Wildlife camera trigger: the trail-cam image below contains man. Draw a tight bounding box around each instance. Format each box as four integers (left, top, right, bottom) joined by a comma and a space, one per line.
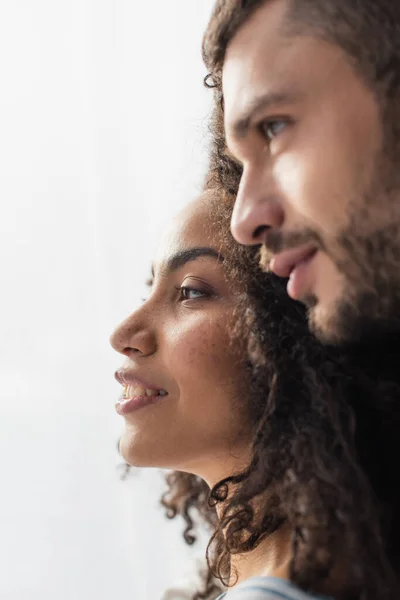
203, 0, 400, 344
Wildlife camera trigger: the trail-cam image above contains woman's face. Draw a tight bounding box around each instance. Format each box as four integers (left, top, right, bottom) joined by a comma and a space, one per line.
110, 196, 253, 485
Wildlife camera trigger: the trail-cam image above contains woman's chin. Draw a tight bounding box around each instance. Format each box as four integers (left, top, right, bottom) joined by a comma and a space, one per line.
119, 432, 151, 468
119, 430, 177, 470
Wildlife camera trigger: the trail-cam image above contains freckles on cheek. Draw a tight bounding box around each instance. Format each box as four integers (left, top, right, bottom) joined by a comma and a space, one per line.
175, 321, 231, 371
169, 324, 208, 370
180, 332, 214, 367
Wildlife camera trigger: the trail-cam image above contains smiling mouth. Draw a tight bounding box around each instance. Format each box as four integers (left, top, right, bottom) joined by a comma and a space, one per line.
122, 383, 168, 400
115, 383, 168, 416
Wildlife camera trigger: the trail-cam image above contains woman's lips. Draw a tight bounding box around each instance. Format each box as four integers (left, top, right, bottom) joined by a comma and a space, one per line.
114, 377, 168, 416
115, 391, 167, 416
114, 369, 164, 391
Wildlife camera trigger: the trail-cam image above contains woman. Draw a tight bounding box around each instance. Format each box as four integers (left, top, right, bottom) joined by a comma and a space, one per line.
110, 189, 400, 600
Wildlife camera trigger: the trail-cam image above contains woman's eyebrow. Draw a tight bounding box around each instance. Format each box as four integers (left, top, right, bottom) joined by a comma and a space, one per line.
151, 247, 224, 280
154, 247, 224, 277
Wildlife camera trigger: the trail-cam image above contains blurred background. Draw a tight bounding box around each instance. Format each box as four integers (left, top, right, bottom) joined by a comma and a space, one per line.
0, 1, 215, 598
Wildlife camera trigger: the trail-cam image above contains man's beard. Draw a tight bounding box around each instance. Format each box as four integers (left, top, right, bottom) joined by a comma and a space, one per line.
258, 187, 400, 345
318, 216, 400, 344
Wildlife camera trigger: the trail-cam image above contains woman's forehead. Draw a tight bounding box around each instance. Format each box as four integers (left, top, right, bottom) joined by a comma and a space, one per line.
154, 197, 218, 266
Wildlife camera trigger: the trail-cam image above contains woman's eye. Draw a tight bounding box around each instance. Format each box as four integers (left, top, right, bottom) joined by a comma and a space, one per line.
261, 119, 288, 141
180, 286, 207, 300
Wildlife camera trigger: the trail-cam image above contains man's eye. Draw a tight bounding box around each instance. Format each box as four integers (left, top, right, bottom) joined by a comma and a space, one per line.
179, 286, 207, 300
260, 119, 288, 141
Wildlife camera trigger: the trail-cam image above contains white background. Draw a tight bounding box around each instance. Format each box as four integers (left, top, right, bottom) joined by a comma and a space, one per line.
0, 1, 215, 598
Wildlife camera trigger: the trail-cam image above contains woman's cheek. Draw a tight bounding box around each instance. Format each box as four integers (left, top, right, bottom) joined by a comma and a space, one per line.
172, 316, 233, 377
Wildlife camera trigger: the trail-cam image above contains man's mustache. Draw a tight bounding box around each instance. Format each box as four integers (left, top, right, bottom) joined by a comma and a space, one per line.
258, 228, 324, 271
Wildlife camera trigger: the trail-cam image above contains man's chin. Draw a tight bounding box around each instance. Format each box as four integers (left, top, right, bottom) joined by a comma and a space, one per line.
307, 294, 378, 346
307, 298, 353, 346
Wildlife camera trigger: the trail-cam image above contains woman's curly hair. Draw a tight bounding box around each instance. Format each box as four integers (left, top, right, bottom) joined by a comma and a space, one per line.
160, 93, 400, 600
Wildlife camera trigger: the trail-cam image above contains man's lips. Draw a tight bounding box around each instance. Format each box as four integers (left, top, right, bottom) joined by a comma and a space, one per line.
269, 244, 318, 278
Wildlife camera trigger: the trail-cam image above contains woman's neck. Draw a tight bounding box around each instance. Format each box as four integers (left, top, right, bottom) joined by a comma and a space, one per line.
229, 522, 293, 587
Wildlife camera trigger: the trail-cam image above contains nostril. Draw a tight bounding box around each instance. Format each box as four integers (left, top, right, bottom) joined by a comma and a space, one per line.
253, 224, 270, 241
131, 346, 144, 354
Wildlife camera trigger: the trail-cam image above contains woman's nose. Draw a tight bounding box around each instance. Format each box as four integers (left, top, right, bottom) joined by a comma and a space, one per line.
110, 311, 157, 358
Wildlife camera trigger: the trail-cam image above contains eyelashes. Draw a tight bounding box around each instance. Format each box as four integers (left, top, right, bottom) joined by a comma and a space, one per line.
141, 283, 211, 304
259, 118, 289, 141
177, 286, 209, 301
142, 266, 216, 305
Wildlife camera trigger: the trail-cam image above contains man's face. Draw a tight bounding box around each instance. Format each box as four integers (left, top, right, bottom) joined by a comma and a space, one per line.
223, 0, 400, 343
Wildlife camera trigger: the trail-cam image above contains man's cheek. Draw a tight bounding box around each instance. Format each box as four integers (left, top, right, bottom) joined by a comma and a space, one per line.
274, 153, 325, 222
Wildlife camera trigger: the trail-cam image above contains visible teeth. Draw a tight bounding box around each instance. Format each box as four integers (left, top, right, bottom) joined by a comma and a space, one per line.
123, 384, 146, 399
131, 384, 146, 397
145, 389, 158, 397
122, 384, 168, 399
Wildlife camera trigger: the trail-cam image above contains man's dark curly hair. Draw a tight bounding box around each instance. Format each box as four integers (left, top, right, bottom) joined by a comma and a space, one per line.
202, 0, 400, 106
160, 96, 400, 599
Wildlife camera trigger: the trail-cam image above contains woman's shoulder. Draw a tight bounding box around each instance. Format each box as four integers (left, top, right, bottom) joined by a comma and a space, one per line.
216, 576, 333, 599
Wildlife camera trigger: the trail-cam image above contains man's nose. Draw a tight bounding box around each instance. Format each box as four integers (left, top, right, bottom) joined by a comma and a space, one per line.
230, 166, 284, 245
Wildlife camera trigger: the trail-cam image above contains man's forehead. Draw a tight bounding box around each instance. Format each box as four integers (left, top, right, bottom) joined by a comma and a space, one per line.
222, 1, 296, 118
223, 0, 290, 66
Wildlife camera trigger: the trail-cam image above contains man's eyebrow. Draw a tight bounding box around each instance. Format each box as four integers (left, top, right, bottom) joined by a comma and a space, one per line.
152, 247, 223, 278
230, 89, 303, 139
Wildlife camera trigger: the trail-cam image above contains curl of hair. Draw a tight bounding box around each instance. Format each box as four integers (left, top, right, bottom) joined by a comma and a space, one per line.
161, 472, 222, 599
202, 0, 400, 101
